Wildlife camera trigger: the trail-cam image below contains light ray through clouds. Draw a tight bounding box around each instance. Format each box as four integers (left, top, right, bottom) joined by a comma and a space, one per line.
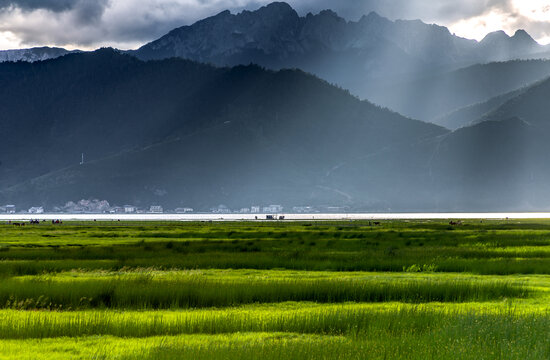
0, 0, 549, 50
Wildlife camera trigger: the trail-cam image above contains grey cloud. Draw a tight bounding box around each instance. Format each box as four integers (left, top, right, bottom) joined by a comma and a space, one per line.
0, 0, 109, 25
0, 0, 89, 12
73, 0, 109, 24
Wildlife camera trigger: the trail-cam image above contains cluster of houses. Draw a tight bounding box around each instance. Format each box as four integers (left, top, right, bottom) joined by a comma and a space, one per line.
1, 201, 349, 215
210, 205, 349, 214
108, 205, 166, 214
211, 205, 284, 214
0, 205, 17, 214
0, 200, 189, 215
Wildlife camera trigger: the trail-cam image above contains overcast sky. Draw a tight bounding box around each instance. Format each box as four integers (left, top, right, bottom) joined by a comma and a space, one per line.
0, 0, 549, 50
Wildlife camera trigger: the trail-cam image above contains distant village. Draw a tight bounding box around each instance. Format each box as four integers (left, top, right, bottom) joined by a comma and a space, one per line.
0, 199, 350, 215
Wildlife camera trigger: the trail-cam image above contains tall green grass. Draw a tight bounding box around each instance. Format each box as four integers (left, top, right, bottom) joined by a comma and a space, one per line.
2, 329, 549, 360
0, 275, 527, 309
0, 305, 547, 340
2, 219, 550, 275
1, 220, 549, 359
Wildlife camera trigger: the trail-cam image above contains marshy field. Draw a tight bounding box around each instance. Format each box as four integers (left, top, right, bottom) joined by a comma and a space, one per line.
0, 219, 549, 359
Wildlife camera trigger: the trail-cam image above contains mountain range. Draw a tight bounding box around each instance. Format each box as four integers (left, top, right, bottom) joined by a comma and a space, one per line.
0, 49, 446, 210
132, 2, 550, 116
2, 2, 550, 211
134, 3, 550, 70
5, 3, 550, 124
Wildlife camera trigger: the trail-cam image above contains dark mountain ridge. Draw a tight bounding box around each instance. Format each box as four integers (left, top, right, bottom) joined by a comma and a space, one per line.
0, 48, 447, 210
3, 3, 550, 126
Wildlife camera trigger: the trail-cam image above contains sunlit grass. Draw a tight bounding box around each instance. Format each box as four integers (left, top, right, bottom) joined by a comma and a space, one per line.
1, 220, 549, 358
0, 270, 528, 310
1, 328, 549, 360
0, 303, 548, 339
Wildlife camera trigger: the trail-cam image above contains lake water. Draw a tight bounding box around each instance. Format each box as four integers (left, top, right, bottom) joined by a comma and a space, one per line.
2, 212, 550, 221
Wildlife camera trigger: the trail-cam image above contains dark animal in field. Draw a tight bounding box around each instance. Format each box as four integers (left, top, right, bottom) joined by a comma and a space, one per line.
449, 220, 463, 226
373, 222, 381, 226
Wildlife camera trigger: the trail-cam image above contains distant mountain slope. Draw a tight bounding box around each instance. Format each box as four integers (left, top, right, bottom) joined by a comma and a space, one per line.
477, 76, 550, 128
366, 60, 550, 121
0, 48, 446, 210
434, 88, 527, 130
425, 75, 550, 209
133, 2, 550, 109
0, 47, 74, 62
324, 114, 550, 211
428, 118, 542, 210
332, 70, 550, 210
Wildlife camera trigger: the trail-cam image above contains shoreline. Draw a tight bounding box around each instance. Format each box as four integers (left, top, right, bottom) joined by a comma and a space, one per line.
2, 212, 550, 221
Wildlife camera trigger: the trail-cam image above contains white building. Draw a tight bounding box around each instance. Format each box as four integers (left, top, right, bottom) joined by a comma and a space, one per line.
5, 205, 15, 214
149, 205, 164, 213
28, 207, 44, 214
292, 206, 314, 213
175, 208, 194, 213
212, 205, 230, 214
251, 206, 260, 213
124, 205, 136, 213
263, 205, 283, 213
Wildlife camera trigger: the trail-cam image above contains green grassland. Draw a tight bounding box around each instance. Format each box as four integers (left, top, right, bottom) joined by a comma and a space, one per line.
0, 219, 549, 359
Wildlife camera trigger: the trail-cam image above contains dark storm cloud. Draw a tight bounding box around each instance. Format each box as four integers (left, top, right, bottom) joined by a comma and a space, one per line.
0, 0, 109, 23
72, 0, 108, 24
0, 0, 76, 11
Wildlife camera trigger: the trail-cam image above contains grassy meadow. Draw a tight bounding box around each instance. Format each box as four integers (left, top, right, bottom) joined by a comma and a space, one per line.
0, 219, 549, 359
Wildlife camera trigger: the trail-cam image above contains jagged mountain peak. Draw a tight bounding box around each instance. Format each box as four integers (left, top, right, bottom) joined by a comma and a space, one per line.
481, 30, 510, 43
318, 9, 341, 18
260, 1, 294, 13
357, 11, 392, 29
512, 29, 537, 44
364, 11, 383, 19
213, 9, 231, 18
478, 28, 541, 60
242, 1, 299, 20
